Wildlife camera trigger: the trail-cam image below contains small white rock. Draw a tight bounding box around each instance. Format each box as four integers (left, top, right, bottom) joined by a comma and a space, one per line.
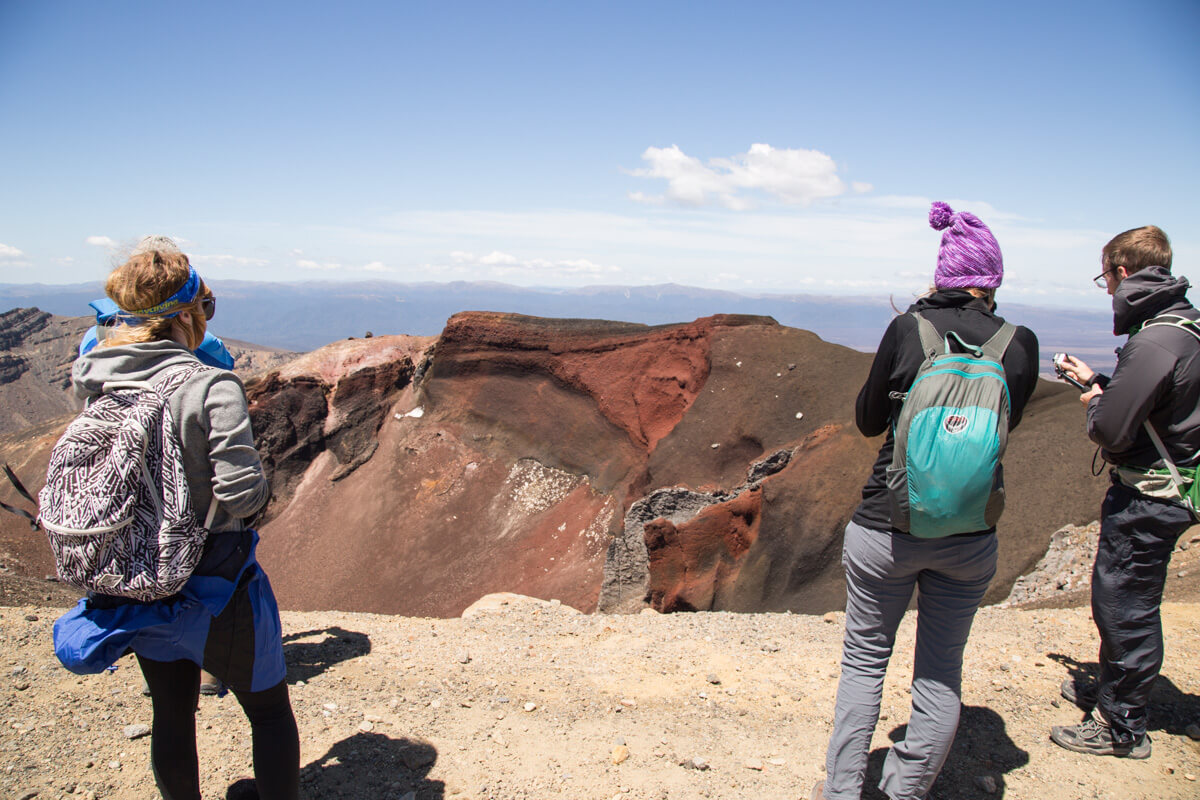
122, 723, 150, 740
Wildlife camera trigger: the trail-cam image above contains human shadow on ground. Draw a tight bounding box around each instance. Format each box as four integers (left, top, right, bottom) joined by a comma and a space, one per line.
1048, 652, 1200, 736
225, 732, 444, 799
282, 626, 372, 683
858, 705, 1028, 799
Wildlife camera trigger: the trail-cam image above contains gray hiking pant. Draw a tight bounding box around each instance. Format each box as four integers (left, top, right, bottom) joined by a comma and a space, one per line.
824, 521, 997, 800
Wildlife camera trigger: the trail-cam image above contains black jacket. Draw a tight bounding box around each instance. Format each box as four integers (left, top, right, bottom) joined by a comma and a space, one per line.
851, 290, 1040, 534
1088, 266, 1200, 468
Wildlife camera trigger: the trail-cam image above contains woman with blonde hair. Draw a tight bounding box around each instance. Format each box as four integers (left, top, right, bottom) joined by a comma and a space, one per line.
52, 245, 298, 799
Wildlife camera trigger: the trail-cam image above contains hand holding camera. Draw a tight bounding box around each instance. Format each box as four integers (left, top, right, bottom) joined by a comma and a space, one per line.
1053, 352, 1105, 403
1053, 352, 1090, 391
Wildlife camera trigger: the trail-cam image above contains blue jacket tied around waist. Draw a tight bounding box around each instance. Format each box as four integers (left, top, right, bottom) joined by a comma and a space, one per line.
52, 531, 286, 693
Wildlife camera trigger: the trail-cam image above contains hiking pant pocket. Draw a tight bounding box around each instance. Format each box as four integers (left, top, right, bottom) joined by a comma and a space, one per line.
885, 466, 911, 532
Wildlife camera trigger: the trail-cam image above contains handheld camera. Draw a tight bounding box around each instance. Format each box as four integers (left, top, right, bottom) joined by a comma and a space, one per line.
1052, 353, 1089, 392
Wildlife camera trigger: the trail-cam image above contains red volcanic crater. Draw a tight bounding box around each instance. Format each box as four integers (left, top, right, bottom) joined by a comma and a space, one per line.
1, 312, 1103, 617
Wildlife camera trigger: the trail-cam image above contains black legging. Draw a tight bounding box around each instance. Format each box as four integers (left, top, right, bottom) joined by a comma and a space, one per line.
137, 655, 299, 800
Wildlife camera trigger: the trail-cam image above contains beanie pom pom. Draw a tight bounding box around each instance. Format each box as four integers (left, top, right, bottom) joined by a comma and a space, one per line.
929, 201, 954, 231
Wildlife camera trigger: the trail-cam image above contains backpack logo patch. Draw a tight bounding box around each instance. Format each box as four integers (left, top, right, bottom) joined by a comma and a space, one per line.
943, 414, 969, 434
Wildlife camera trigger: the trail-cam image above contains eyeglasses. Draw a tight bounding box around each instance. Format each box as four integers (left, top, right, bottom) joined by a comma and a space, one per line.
201, 296, 216, 320
1093, 270, 1114, 289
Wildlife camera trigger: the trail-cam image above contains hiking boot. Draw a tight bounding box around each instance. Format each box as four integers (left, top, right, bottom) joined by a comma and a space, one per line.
1060, 676, 1098, 710
199, 672, 226, 696
1050, 717, 1151, 759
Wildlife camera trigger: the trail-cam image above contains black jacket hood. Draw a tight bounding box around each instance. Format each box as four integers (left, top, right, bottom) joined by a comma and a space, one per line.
909, 289, 996, 315
1112, 266, 1192, 335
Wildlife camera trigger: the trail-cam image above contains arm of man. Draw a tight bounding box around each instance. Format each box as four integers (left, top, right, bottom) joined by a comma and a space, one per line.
855, 315, 903, 437
1085, 335, 1175, 452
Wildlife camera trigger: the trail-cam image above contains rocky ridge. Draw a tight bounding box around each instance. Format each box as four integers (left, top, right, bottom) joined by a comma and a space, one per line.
0, 307, 298, 437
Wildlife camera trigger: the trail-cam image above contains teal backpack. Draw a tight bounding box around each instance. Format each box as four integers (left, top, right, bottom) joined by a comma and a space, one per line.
885, 312, 1016, 538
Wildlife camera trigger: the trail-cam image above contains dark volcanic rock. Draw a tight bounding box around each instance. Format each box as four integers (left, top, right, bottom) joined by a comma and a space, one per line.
247, 373, 330, 504
326, 358, 415, 479
0, 308, 53, 350
0, 308, 89, 434
0, 353, 28, 384
246, 337, 426, 511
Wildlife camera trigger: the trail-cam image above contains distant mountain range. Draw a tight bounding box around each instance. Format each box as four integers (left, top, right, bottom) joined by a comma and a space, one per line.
0, 279, 1118, 373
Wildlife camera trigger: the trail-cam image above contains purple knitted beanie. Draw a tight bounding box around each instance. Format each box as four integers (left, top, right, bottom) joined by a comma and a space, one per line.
929, 201, 1003, 289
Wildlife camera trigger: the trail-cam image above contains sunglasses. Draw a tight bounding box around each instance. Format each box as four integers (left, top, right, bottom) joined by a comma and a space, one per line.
201, 296, 216, 320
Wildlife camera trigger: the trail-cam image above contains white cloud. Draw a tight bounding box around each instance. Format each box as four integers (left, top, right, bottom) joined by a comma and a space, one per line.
297, 259, 342, 271
362, 261, 394, 272
0, 243, 24, 259
629, 143, 846, 209
85, 235, 117, 248
851, 182, 873, 194
479, 251, 518, 265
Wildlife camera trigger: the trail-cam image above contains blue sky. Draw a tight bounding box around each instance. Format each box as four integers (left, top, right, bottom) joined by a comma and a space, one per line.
1, 1, 1197, 311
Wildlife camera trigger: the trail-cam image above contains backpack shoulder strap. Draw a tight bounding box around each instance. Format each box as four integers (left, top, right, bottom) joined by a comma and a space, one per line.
912, 312, 943, 358
1142, 314, 1200, 345
0, 463, 39, 530
152, 362, 211, 396
98, 362, 211, 397
980, 321, 1017, 363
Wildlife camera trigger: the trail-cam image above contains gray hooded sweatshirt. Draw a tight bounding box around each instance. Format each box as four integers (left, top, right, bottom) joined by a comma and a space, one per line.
72, 340, 270, 533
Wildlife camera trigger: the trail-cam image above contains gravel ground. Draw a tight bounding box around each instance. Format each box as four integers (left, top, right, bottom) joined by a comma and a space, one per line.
3, 592, 1199, 800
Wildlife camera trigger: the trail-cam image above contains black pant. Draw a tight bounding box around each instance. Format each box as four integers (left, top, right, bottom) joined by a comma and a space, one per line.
1092, 480, 1192, 744
137, 655, 299, 800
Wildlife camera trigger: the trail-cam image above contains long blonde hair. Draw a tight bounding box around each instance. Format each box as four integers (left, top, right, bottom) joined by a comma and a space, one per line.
101, 251, 209, 350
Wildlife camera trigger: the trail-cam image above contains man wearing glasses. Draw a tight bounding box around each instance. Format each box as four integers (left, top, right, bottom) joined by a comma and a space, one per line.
1052, 225, 1200, 758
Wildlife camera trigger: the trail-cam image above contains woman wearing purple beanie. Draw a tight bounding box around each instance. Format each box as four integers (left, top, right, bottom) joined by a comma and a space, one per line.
812, 203, 1040, 800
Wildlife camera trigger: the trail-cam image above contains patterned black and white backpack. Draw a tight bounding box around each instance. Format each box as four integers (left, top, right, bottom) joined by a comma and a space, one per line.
37, 362, 217, 601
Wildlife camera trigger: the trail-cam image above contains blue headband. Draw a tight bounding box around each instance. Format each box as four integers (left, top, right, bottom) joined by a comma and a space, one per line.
117, 266, 202, 320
